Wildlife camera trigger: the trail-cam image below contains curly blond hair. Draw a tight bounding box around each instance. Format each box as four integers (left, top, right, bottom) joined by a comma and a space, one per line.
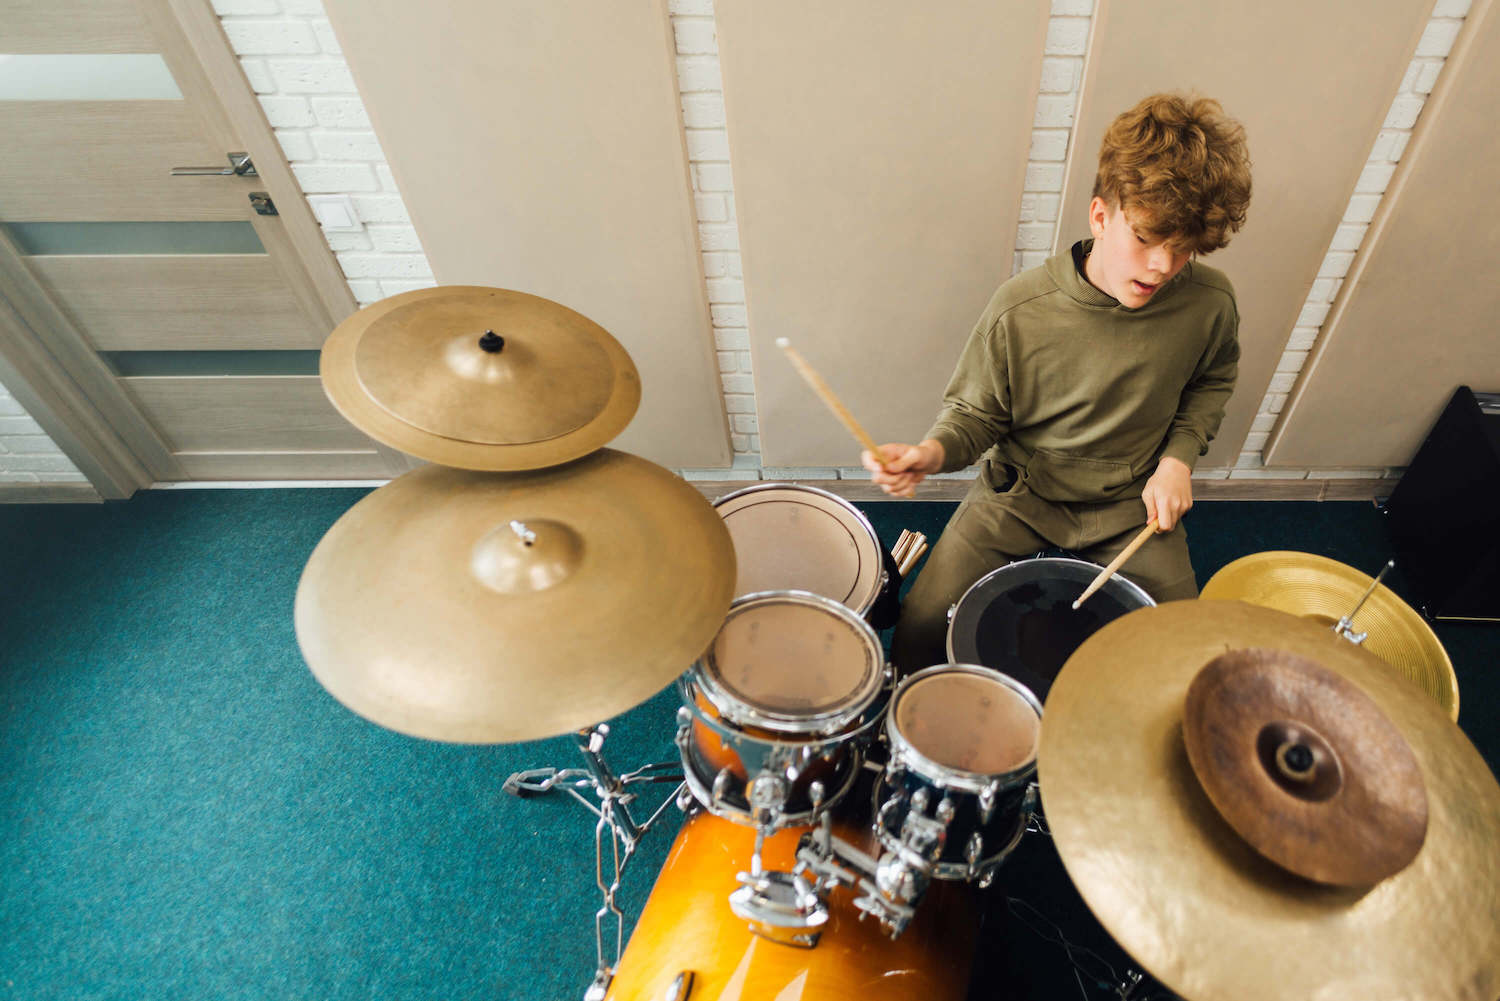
1093, 93, 1251, 255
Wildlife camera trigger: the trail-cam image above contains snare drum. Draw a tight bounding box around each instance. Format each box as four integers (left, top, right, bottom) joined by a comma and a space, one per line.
714, 483, 898, 625
604, 812, 977, 1001
876, 664, 1042, 883
677, 590, 887, 829
947, 556, 1154, 701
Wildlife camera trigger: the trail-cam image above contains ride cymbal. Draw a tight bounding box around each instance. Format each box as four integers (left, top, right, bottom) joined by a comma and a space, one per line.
294, 450, 735, 743
1201, 551, 1458, 719
1039, 601, 1500, 1001
321, 286, 640, 470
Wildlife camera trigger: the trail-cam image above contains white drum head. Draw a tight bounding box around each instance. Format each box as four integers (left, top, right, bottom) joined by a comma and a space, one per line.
713, 484, 883, 613
893, 668, 1040, 776
698, 592, 884, 733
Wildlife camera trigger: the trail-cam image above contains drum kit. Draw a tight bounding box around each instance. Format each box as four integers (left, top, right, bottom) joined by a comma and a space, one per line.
294, 286, 1500, 1001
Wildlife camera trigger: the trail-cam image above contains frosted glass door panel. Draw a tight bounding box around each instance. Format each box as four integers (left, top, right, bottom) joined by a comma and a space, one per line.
0, 54, 181, 100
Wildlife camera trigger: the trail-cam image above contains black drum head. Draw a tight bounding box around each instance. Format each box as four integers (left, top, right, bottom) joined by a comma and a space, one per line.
947, 558, 1153, 702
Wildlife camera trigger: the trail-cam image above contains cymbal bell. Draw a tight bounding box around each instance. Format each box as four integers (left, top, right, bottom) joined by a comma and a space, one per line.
1040, 600, 1500, 1001
321, 286, 641, 470
294, 450, 736, 743
1200, 551, 1458, 719
1182, 647, 1428, 886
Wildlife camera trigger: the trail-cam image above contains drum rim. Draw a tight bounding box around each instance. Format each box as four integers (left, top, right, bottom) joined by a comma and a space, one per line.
886, 663, 1043, 792
694, 588, 887, 734
712, 481, 886, 614
945, 556, 1156, 664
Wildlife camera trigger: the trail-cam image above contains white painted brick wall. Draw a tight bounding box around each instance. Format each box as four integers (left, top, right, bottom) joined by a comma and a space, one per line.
0, 385, 86, 483
1237, 0, 1472, 480
212, 0, 432, 309
1013, 0, 1094, 276
2, 0, 1452, 489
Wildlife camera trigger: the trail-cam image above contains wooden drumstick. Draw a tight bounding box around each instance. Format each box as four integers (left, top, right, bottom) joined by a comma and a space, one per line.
1073, 518, 1159, 610
898, 538, 928, 577
893, 530, 913, 564
775, 338, 890, 468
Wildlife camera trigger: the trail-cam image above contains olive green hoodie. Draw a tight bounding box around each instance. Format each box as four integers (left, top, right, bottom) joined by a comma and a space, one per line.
926, 240, 1239, 504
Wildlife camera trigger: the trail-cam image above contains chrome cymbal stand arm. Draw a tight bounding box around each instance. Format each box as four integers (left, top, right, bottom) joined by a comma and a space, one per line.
502, 725, 685, 1001
1333, 559, 1395, 645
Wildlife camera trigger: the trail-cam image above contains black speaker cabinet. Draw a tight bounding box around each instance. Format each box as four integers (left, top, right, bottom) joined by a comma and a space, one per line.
1383, 386, 1500, 621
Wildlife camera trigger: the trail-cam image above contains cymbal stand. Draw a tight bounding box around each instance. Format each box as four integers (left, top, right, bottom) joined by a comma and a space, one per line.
502, 724, 684, 1001
1332, 559, 1395, 645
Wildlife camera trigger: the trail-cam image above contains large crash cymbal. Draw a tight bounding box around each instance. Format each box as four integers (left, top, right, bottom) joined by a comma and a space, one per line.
1201, 551, 1458, 719
294, 450, 735, 743
321, 286, 641, 470
1039, 601, 1500, 1001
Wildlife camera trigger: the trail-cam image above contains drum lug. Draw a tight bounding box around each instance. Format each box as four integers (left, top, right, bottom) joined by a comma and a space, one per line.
978, 779, 1002, 825
711, 767, 737, 805
936, 796, 956, 826
965, 832, 985, 879
664, 970, 695, 1001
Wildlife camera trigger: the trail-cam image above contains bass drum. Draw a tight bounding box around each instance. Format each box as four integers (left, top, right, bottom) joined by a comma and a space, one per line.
604, 812, 977, 1001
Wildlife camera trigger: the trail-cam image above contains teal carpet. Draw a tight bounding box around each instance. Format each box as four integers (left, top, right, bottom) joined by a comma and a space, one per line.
0, 491, 1495, 1000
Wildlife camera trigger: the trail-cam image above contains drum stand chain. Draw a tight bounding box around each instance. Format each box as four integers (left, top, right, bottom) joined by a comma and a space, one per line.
502, 725, 684, 1001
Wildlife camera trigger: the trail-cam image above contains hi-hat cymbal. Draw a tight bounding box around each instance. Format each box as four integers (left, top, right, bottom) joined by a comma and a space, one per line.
321, 286, 641, 470
1039, 601, 1500, 1001
294, 450, 735, 743
1182, 647, 1428, 886
1201, 551, 1458, 719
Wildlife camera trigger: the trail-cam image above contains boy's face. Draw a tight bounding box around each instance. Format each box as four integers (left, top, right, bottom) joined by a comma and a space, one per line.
1085, 197, 1191, 308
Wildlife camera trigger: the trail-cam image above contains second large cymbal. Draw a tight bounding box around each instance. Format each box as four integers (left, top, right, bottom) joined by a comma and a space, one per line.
321, 286, 641, 470
294, 450, 735, 743
1201, 551, 1458, 719
1039, 601, 1500, 1001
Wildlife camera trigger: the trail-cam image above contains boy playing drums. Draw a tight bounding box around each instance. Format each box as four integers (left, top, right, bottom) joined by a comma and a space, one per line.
866, 93, 1252, 672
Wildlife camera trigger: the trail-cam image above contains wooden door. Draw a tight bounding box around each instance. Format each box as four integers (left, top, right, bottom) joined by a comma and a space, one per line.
0, 0, 405, 489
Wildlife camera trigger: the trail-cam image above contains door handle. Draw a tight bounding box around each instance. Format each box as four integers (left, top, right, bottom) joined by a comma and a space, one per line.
171, 152, 257, 177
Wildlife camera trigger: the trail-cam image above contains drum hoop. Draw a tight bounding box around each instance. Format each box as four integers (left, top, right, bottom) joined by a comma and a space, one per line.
885, 663, 1042, 793
678, 673, 889, 749
945, 556, 1156, 663
694, 589, 887, 733
713, 482, 885, 614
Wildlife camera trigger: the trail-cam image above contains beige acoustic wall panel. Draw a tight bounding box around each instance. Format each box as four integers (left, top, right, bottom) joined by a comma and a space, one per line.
716, 1, 1049, 467
323, 0, 729, 468
1269, 0, 1500, 467
1058, 0, 1431, 468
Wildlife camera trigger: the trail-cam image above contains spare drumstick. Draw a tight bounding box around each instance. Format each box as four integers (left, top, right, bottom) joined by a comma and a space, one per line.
893, 530, 913, 564
898, 538, 929, 577
1073, 518, 1159, 610
775, 338, 890, 468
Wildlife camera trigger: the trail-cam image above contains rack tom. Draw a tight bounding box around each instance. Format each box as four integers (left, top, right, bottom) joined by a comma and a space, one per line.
678, 590, 887, 830
876, 664, 1041, 883
714, 483, 897, 625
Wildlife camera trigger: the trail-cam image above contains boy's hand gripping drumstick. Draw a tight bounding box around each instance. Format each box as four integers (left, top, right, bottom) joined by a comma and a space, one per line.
1073, 518, 1158, 610
775, 337, 890, 469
